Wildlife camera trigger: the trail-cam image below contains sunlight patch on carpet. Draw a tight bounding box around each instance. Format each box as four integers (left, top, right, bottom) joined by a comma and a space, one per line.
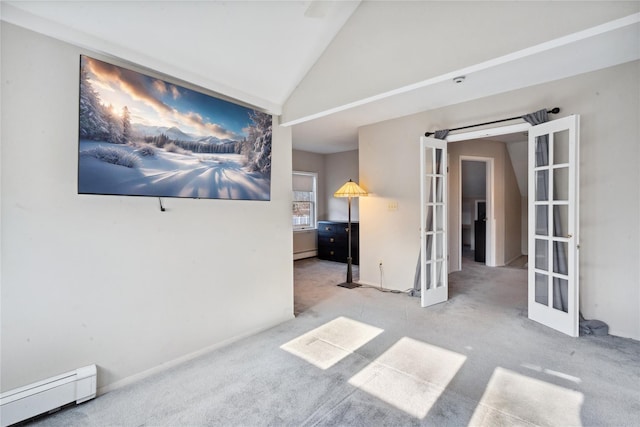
470, 367, 584, 426
280, 317, 383, 370
348, 337, 466, 419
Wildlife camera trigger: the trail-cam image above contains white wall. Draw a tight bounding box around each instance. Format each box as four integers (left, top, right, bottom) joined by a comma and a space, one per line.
283, 1, 638, 123
1, 23, 294, 392
506, 140, 529, 256
359, 61, 640, 340
325, 150, 360, 221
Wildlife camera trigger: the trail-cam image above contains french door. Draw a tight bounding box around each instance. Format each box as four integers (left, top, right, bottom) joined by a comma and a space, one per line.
419, 116, 580, 337
420, 137, 448, 307
528, 115, 580, 336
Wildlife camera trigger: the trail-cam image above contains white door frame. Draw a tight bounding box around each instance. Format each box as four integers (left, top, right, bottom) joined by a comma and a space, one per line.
459, 156, 495, 269
447, 123, 531, 143
448, 122, 531, 270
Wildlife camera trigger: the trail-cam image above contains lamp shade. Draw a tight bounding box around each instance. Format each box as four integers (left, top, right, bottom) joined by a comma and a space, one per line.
334, 179, 368, 198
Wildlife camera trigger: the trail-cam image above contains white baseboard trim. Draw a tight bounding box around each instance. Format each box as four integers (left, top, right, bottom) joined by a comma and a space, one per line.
294, 250, 317, 260
97, 314, 294, 396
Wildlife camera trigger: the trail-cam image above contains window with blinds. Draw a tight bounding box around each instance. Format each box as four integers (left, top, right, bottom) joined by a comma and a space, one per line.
293, 171, 317, 230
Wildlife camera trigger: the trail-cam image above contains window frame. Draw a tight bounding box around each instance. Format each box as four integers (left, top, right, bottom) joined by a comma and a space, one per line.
292, 171, 318, 231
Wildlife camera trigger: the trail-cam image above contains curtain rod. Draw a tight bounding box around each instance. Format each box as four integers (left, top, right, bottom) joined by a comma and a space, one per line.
424, 107, 560, 137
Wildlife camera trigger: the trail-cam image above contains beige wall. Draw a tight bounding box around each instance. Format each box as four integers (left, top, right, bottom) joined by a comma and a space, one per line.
504, 145, 523, 265
1, 23, 294, 392
325, 150, 360, 222
359, 60, 640, 339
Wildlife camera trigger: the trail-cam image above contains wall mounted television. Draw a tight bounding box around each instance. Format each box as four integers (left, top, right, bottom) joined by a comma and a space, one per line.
78, 55, 272, 201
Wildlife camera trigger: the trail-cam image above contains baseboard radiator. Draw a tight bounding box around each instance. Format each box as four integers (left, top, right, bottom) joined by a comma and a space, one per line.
293, 249, 317, 260
0, 365, 97, 427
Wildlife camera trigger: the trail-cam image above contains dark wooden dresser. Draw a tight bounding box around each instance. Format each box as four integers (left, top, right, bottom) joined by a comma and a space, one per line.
317, 220, 359, 265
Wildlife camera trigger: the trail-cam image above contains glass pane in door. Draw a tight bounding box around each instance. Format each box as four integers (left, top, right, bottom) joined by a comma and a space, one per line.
425, 205, 434, 231
535, 137, 549, 167
553, 167, 569, 201
435, 261, 444, 288
553, 205, 568, 237
535, 170, 549, 201
553, 130, 569, 165
425, 176, 434, 202
435, 206, 444, 231
434, 177, 443, 202
535, 205, 548, 236
535, 239, 548, 270
535, 273, 549, 305
435, 233, 444, 259
424, 147, 434, 174
434, 148, 443, 174
553, 241, 568, 275
553, 278, 569, 312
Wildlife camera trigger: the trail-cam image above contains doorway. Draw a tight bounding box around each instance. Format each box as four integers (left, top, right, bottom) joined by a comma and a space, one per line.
460, 159, 488, 265
451, 130, 528, 272
422, 115, 580, 336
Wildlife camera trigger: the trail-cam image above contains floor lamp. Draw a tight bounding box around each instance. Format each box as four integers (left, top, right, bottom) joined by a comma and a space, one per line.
334, 179, 368, 288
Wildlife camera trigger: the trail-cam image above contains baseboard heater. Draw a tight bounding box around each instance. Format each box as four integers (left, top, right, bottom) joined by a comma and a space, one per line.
0, 365, 97, 427
293, 249, 317, 260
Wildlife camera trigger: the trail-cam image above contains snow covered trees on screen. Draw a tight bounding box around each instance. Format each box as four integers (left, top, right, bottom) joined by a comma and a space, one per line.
79, 64, 129, 145
104, 105, 123, 144
79, 66, 110, 141
122, 106, 131, 143
244, 111, 272, 175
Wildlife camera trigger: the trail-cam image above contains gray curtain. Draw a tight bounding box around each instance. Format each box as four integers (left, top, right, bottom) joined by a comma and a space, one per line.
411, 130, 449, 297
522, 109, 568, 312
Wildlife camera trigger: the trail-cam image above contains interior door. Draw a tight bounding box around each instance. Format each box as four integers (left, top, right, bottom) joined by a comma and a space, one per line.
420, 137, 448, 307
528, 115, 580, 336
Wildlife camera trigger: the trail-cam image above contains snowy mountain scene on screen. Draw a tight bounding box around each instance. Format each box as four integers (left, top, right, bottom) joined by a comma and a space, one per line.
78, 55, 272, 200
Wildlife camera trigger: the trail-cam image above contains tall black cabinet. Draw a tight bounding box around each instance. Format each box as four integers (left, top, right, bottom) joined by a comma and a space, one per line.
474, 220, 486, 263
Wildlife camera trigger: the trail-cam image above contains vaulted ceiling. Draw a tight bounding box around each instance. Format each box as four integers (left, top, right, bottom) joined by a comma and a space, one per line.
1, 0, 361, 113
2, 1, 638, 153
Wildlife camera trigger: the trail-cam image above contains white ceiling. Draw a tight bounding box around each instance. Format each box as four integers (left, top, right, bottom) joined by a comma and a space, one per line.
2, 2, 638, 154
1, 0, 361, 113
287, 12, 640, 153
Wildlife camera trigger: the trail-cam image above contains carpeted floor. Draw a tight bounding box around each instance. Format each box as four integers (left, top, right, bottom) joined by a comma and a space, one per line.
505, 255, 528, 269
26, 257, 640, 426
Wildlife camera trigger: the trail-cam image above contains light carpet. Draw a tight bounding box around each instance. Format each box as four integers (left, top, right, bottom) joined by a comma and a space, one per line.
26, 257, 640, 426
